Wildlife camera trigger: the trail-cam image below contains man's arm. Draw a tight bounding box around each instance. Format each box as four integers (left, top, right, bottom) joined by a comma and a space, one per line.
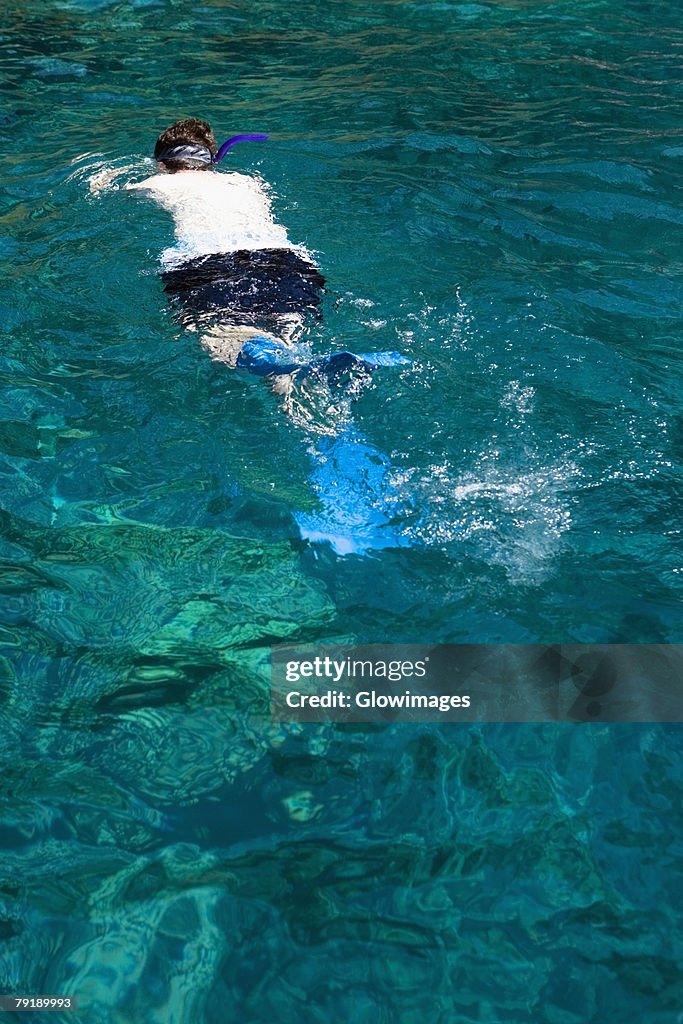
88, 166, 158, 194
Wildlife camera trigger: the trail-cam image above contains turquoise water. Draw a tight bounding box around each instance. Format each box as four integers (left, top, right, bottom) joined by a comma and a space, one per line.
1, 0, 683, 1019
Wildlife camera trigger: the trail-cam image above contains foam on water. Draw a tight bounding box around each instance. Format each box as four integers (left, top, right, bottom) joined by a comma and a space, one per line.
399, 450, 580, 582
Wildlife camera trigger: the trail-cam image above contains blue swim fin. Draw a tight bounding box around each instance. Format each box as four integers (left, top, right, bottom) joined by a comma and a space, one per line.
236, 336, 303, 376
236, 337, 411, 380
295, 424, 410, 555
313, 350, 411, 378
355, 351, 412, 368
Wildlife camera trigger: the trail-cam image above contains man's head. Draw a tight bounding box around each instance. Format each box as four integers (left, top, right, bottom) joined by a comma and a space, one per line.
154, 118, 218, 172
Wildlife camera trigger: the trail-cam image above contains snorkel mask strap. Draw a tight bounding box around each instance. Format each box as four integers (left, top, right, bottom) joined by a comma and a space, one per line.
156, 143, 213, 166
213, 133, 269, 163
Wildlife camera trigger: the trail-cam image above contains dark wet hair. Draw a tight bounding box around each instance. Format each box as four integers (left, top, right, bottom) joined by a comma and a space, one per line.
154, 118, 218, 172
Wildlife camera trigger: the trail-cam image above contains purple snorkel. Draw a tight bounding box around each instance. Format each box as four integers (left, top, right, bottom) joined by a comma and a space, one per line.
213, 133, 269, 163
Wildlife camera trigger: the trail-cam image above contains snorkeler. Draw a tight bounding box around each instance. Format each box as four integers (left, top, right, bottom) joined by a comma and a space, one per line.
113, 117, 408, 380
90, 118, 410, 552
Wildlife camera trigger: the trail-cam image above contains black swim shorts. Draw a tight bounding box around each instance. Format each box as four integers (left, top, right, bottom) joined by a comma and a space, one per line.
160, 248, 326, 332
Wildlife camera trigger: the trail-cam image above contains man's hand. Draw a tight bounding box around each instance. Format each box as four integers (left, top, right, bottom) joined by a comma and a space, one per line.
88, 167, 121, 193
